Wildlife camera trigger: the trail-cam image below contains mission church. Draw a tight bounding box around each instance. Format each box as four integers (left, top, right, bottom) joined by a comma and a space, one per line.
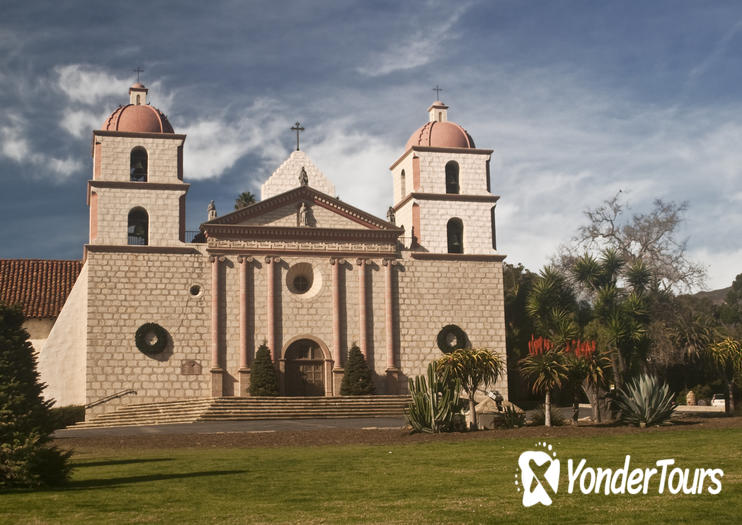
12, 82, 508, 414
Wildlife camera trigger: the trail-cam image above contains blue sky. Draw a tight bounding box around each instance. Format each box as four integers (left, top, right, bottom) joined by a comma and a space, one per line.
1, 0, 741, 290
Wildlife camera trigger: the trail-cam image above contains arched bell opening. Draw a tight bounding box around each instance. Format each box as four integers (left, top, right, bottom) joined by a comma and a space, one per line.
130, 147, 148, 182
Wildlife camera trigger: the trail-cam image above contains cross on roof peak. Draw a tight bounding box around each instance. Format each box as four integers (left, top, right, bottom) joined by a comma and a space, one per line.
133, 67, 144, 83
291, 121, 305, 151
433, 85, 443, 99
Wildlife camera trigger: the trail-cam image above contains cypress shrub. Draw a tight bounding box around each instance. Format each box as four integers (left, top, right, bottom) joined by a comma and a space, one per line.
0, 303, 72, 487
249, 342, 279, 396
341, 344, 375, 395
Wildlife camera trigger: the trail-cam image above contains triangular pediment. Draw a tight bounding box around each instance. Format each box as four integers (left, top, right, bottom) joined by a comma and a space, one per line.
203, 185, 401, 235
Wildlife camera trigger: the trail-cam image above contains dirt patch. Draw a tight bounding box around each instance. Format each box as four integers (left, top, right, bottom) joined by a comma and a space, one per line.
54, 415, 742, 452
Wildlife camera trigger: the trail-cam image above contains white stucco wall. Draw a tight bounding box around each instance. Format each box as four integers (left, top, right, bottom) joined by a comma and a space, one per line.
38, 264, 88, 407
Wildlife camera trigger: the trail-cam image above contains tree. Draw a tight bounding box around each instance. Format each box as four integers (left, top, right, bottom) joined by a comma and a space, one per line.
564, 338, 612, 423
234, 191, 257, 210
570, 250, 650, 389
341, 345, 375, 395
566, 192, 706, 293
436, 348, 504, 430
503, 263, 536, 401
519, 337, 568, 427
0, 303, 71, 487
525, 266, 579, 346
249, 342, 279, 396
718, 273, 742, 337
707, 338, 742, 415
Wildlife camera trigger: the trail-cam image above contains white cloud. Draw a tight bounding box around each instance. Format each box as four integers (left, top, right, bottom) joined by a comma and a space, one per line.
0, 112, 82, 180
56, 64, 130, 105
182, 98, 290, 181
308, 125, 399, 217
356, 3, 471, 77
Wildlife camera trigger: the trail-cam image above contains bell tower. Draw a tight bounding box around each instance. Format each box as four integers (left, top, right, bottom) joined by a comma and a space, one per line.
88, 82, 188, 247
389, 100, 499, 254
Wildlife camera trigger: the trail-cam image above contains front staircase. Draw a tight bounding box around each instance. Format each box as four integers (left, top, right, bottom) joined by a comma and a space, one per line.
72, 395, 411, 429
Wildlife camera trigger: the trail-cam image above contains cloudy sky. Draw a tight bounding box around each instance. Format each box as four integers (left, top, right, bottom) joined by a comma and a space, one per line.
1, 0, 741, 290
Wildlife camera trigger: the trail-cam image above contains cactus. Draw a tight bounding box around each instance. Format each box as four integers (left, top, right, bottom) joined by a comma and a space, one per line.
406, 363, 460, 433
614, 373, 676, 427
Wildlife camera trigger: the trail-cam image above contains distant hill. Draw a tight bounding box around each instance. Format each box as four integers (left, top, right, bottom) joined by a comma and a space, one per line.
693, 287, 731, 306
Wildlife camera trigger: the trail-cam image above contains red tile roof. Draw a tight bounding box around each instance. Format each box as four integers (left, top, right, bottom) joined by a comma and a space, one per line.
0, 259, 82, 319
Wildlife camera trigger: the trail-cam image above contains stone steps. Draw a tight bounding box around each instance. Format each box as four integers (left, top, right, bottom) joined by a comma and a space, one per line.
73, 395, 411, 429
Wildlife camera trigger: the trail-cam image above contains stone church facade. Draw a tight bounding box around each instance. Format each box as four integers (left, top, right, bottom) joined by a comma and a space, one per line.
38, 83, 508, 414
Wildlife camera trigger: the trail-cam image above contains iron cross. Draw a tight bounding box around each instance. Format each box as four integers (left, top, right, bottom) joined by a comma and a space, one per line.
291, 121, 305, 151
433, 85, 444, 99
133, 67, 144, 82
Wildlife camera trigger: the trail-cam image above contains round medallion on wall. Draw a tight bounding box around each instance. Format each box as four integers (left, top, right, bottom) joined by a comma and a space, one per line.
135, 323, 169, 355
437, 324, 468, 353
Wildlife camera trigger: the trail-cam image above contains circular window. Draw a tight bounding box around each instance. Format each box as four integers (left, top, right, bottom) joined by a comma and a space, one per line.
286, 262, 322, 298
189, 284, 201, 296
293, 275, 310, 293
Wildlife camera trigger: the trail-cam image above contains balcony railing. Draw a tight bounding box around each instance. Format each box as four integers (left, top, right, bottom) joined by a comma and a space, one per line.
127, 235, 147, 245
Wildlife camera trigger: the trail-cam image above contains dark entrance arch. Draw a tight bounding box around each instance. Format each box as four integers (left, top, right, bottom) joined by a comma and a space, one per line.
285, 338, 326, 396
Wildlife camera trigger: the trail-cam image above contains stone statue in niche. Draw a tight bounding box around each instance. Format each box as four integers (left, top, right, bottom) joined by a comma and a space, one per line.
386, 206, 396, 225
299, 167, 309, 187
298, 201, 314, 227
207, 200, 217, 221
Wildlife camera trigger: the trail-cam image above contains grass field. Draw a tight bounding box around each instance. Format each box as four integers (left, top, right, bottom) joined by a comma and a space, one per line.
2, 425, 741, 524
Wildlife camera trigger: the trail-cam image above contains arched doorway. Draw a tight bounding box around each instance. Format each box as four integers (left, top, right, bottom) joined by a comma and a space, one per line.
285, 338, 326, 396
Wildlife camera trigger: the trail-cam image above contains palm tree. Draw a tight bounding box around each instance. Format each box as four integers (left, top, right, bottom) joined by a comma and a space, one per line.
519, 337, 568, 426
234, 191, 257, 209
436, 349, 504, 430
526, 266, 579, 345
571, 251, 649, 389
707, 338, 742, 415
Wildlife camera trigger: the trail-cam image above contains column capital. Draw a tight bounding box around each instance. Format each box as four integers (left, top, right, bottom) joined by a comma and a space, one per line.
356, 257, 367, 266
238, 255, 255, 264
330, 257, 347, 265
382, 258, 399, 267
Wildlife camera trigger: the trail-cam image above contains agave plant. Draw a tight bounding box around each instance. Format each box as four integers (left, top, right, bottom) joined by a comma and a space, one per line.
500, 405, 526, 429
406, 363, 460, 433
614, 373, 676, 427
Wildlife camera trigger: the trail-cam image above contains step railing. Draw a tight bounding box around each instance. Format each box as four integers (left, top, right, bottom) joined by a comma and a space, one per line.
85, 389, 137, 409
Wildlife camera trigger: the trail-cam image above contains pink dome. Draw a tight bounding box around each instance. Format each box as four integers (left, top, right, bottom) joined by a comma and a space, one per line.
405, 120, 475, 150
102, 104, 174, 134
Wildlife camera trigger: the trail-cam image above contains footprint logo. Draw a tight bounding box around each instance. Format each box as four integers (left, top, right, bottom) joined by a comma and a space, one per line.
515, 442, 560, 507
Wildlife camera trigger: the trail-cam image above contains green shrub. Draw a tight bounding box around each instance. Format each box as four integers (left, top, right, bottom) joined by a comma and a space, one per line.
614, 373, 676, 427
0, 303, 72, 487
500, 405, 526, 428
49, 405, 85, 430
406, 363, 461, 433
341, 345, 375, 395
249, 342, 279, 396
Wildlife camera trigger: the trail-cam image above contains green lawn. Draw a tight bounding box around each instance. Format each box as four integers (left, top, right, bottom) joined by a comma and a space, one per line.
2, 428, 740, 524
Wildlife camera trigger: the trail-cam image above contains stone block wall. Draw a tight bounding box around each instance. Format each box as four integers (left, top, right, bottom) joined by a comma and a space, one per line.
94, 135, 184, 183
418, 200, 496, 255
416, 151, 491, 195
85, 250, 211, 413
91, 186, 187, 246
396, 254, 508, 398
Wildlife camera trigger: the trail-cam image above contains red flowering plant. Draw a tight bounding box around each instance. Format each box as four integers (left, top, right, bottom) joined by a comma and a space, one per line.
564, 339, 612, 423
